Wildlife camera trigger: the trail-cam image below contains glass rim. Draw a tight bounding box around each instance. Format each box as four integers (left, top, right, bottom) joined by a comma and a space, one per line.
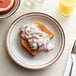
60, 0, 76, 6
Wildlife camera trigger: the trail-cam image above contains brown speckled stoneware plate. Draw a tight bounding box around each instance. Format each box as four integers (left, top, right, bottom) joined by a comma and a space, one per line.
6, 12, 65, 70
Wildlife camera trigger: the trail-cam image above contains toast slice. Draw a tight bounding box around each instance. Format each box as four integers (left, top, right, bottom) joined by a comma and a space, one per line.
20, 23, 54, 56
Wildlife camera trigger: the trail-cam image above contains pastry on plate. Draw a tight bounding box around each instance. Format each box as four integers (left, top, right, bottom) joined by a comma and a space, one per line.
20, 23, 54, 56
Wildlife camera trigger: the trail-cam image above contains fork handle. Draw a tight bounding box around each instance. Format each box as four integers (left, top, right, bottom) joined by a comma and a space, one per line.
71, 60, 76, 76
64, 55, 72, 76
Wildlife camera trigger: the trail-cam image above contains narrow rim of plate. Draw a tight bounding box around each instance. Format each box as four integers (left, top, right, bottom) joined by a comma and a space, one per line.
6, 12, 65, 70
0, 0, 20, 19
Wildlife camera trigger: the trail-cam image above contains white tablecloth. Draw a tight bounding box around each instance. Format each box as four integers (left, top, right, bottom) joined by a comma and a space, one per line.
0, 0, 76, 76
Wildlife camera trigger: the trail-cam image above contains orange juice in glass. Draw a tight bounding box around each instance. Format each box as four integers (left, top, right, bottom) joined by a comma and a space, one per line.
59, 0, 76, 16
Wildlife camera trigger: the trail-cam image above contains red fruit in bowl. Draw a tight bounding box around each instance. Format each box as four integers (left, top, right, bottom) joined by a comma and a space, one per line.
0, 0, 14, 13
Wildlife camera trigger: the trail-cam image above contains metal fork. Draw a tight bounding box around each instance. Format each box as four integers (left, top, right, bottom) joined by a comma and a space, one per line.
69, 40, 76, 76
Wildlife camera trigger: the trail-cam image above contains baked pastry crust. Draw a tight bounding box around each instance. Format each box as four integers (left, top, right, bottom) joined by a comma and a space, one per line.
21, 23, 54, 56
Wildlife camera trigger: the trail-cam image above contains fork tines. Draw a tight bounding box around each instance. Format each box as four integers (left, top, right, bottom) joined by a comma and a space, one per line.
72, 40, 76, 53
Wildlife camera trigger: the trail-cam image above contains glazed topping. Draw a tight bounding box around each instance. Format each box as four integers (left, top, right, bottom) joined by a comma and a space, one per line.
20, 24, 54, 52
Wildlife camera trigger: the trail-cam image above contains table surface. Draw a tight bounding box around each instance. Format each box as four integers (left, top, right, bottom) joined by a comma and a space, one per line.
0, 0, 76, 76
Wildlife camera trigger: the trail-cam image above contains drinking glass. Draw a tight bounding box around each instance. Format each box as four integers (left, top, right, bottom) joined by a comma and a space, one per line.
59, 0, 76, 16
24, 0, 45, 7
36, 0, 45, 3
